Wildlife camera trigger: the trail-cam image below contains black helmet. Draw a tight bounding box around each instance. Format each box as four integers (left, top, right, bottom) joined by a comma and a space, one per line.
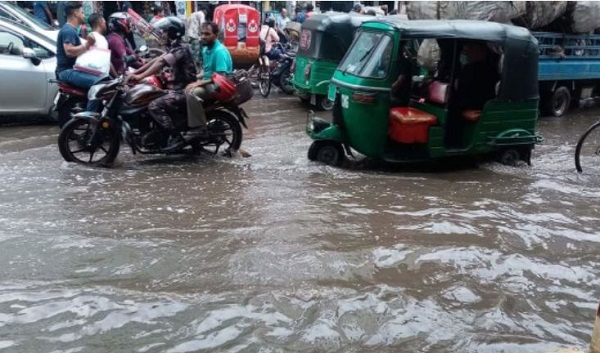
153, 16, 185, 40
264, 16, 275, 27
109, 12, 131, 34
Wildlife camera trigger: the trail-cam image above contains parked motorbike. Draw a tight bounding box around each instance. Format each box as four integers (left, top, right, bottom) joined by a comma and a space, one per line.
57, 73, 253, 167
52, 46, 166, 128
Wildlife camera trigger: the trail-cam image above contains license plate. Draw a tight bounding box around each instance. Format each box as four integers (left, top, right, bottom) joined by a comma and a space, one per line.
327, 84, 336, 102
310, 94, 316, 106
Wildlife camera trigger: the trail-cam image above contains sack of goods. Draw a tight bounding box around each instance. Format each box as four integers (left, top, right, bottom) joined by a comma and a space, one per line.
406, 2, 526, 23
512, 2, 568, 29
565, 1, 600, 33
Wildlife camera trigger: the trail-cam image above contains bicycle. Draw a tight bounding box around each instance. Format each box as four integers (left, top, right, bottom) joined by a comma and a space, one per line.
574, 120, 600, 172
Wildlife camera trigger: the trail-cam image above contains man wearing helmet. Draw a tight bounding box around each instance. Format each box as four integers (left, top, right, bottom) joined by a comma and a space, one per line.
128, 16, 197, 152
184, 21, 233, 139
107, 12, 142, 76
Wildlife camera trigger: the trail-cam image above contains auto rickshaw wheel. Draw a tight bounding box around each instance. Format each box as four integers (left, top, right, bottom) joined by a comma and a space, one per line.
544, 86, 571, 117
315, 95, 334, 111
308, 140, 344, 166
497, 148, 521, 166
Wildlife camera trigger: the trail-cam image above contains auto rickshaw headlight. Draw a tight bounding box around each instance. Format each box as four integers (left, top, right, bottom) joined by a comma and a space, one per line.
306, 110, 330, 134
306, 110, 315, 132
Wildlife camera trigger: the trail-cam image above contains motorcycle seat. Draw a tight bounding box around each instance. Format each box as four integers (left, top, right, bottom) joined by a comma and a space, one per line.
52, 80, 88, 97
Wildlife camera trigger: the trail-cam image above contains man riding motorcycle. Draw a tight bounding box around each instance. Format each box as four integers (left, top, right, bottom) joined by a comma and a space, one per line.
184, 21, 233, 137
128, 16, 197, 152
107, 12, 143, 77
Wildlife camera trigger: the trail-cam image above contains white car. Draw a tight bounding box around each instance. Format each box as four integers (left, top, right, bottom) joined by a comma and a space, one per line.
0, 18, 58, 119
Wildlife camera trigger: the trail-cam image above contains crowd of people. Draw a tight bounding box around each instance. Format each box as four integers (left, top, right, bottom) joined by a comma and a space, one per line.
54, 1, 233, 152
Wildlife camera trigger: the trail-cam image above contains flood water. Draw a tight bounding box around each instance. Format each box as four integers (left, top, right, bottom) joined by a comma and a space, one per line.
0, 95, 599, 353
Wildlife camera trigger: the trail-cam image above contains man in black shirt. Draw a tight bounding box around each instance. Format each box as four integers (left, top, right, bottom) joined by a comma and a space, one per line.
454, 42, 500, 118
56, 1, 102, 111
447, 41, 500, 146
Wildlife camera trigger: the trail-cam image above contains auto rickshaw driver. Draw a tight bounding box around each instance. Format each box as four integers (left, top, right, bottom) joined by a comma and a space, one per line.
391, 40, 413, 106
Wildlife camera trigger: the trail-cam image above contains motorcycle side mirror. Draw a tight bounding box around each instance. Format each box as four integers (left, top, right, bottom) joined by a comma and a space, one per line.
22, 48, 41, 66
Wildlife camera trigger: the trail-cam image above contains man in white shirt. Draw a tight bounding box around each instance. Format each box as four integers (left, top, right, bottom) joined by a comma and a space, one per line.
277, 8, 290, 30
276, 8, 290, 44
88, 13, 118, 78
186, 5, 206, 68
87, 13, 108, 49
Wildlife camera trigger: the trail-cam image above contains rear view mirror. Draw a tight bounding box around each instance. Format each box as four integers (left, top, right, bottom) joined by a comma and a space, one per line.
22, 48, 41, 66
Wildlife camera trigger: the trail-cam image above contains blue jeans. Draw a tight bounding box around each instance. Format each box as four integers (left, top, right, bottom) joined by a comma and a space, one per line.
266, 48, 283, 61
58, 69, 104, 112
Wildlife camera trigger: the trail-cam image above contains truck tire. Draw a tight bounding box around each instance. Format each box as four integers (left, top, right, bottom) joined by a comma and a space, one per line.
543, 86, 571, 117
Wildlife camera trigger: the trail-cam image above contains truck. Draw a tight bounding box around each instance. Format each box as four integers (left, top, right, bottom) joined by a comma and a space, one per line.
534, 31, 600, 117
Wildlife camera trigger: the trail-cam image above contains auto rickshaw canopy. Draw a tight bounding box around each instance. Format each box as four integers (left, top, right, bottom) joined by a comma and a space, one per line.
299, 12, 374, 61
364, 19, 539, 102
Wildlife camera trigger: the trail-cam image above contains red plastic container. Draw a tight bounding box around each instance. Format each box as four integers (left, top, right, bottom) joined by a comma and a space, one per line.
388, 107, 437, 144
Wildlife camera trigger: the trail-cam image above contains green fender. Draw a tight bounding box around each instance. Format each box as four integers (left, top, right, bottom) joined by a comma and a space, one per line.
489, 129, 543, 147
315, 80, 330, 88
310, 124, 349, 144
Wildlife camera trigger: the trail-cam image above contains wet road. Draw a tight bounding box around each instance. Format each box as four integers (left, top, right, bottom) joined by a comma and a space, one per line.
1, 95, 600, 353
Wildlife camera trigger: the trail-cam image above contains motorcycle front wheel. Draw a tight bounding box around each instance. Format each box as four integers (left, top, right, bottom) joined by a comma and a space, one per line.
58, 118, 120, 167
258, 65, 271, 98
279, 67, 294, 95
58, 97, 86, 128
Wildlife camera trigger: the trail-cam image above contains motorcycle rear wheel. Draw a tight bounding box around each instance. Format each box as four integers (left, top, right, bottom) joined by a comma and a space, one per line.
193, 111, 243, 156
58, 118, 120, 167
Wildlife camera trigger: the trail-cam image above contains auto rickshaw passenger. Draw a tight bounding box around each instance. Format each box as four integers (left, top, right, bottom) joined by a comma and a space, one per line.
454, 42, 500, 120
446, 41, 499, 146
260, 17, 283, 60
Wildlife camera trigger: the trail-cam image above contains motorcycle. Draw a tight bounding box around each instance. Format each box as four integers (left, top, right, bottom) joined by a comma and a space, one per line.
271, 43, 296, 95
57, 73, 253, 167
257, 42, 297, 97
52, 46, 166, 128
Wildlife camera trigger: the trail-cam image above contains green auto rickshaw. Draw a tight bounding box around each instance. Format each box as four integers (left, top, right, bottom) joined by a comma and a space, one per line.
292, 12, 372, 111
306, 19, 542, 167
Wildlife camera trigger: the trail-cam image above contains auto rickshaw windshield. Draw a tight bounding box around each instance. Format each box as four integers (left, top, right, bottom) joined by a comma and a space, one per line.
339, 31, 393, 78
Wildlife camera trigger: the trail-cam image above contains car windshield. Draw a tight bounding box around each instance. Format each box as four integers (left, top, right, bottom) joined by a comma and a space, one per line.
4, 2, 54, 30
339, 31, 391, 78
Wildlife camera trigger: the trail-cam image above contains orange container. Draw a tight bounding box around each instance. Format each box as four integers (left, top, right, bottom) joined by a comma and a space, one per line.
388, 107, 437, 144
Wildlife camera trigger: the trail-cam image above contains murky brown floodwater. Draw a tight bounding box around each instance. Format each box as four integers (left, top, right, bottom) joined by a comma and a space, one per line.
1, 95, 600, 353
